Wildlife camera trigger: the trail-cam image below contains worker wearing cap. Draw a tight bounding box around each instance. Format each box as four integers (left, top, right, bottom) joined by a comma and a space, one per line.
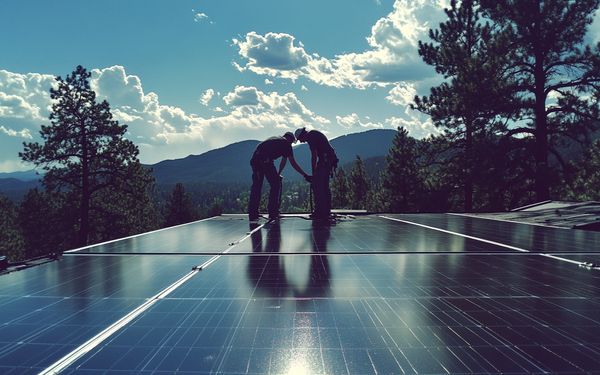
248, 132, 311, 221
295, 127, 338, 221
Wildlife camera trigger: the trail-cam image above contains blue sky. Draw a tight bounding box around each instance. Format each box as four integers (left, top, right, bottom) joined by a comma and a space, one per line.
1, 0, 599, 172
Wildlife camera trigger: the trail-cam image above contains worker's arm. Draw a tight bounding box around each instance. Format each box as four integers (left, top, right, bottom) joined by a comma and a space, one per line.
311, 149, 318, 174
277, 157, 287, 175
288, 154, 308, 178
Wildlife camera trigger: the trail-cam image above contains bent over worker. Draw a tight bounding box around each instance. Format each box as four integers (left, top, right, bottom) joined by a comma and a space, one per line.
295, 127, 338, 221
248, 132, 310, 221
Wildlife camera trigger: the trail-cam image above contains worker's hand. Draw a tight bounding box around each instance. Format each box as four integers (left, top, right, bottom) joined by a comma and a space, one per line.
304, 174, 313, 183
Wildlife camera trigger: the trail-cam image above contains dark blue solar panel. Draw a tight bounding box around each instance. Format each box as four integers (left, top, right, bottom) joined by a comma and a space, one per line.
74, 216, 252, 254
64, 251, 600, 374
0, 255, 212, 374
2, 214, 600, 374
231, 216, 515, 254
389, 213, 600, 253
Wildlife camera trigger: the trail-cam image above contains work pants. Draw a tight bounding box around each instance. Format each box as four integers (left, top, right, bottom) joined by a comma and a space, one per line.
313, 161, 331, 219
248, 159, 282, 217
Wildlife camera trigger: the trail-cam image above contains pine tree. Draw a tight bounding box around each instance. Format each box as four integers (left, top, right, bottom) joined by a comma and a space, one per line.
165, 183, 196, 226
348, 156, 370, 210
18, 189, 72, 258
0, 195, 25, 261
20, 65, 155, 246
565, 140, 600, 201
481, 0, 600, 201
381, 127, 424, 212
330, 168, 350, 209
414, 0, 515, 211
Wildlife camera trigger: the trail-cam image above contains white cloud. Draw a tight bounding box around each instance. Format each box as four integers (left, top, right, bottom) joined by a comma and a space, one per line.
301, 85, 308, 91
0, 125, 33, 139
264, 79, 274, 85
336, 113, 384, 129
200, 88, 215, 106
89, 67, 329, 162
385, 112, 440, 139
386, 82, 417, 107
223, 86, 260, 106
0, 70, 54, 120
232, 0, 446, 89
193, 12, 209, 22
233, 32, 310, 72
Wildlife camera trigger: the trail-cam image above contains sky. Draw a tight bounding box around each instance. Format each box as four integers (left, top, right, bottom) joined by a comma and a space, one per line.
1, 0, 600, 172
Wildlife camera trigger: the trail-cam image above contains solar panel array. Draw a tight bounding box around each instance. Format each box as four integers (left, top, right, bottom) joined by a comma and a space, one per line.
1, 214, 600, 374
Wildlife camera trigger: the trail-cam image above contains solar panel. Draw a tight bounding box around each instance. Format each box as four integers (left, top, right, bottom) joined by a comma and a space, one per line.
1, 214, 600, 374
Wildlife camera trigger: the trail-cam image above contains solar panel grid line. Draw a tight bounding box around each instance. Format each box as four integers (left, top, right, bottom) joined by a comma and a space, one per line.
38, 269, 199, 375
4, 215, 600, 373
380, 214, 600, 271
193, 220, 269, 271
393, 213, 600, 255
37, 220, 269, 374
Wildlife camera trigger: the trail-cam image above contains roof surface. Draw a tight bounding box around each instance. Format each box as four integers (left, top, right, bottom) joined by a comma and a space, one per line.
1, 214, 600, 374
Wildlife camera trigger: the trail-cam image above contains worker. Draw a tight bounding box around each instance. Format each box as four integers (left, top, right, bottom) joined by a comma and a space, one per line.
248, 132, 311, 221
295, 127, 338, 221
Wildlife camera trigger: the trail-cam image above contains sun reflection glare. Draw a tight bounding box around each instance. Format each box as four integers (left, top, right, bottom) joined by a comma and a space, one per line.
286, 358, 310, 375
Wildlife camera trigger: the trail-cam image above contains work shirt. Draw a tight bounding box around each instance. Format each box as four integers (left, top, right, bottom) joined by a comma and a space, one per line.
253, 136, 292, 161
305, 130, 335, 157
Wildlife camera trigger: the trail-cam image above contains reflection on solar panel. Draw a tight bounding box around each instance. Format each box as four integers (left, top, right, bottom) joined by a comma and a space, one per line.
1, 214, 600, 374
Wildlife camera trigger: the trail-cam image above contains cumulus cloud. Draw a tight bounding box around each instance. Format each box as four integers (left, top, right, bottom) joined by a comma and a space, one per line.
200, 88, 215, 106
386, 82, 417, 107
232, 0, 446, 88
223, 86, 260, 106
89, 67, 329, 161
233, 32, 310, 72
0, 70, 57, 171
0, 70, 54, 120
264, 79, 274, 85
0, 66, 335, 169
336, 113, 384, 129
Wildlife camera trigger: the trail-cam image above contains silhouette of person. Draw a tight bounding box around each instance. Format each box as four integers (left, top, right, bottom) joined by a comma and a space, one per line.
247, 221, 288, 298
295, 127, 338, 221
247, 221, 331, 299
248, 132, 310, 221
294, 221, 331, 298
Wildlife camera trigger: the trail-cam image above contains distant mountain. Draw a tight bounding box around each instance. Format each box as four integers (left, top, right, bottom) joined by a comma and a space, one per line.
0, 129, 398, 198
0, 169, 41, 181
149, 129, 397, 185
0, 178, 41, 201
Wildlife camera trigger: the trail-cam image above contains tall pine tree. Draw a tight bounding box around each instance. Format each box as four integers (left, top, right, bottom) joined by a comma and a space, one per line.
382, 127, 424, 212
414, 0, 515, 211
0, 195, 25, 261
330, 168, 350, 209
20, 66, 155, 246
348, 156, 370, 210
165, 183, 196, 226
481, 0, 600, 201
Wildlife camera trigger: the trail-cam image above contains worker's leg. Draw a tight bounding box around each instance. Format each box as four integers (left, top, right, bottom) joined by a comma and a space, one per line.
265, 162, 282, 218
313, 162, 329, 218
248, 163, 264, 220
